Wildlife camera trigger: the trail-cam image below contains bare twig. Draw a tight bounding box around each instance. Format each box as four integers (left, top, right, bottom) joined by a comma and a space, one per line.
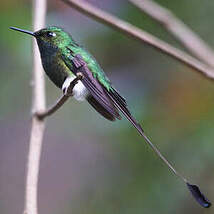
24, 0, 46, 213
62, 0, 214, 80
36, 95, 69, 120
36, 75, 83, 120
129, 0, 214, 68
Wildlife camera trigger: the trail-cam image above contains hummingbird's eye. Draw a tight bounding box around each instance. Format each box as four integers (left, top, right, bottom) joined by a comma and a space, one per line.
46, 31, 56, 38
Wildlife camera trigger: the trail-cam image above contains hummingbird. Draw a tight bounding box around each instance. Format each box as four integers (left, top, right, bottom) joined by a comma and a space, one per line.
10, 26, 211, 208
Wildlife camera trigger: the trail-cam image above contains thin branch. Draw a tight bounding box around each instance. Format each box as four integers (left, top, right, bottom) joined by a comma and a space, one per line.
129, 0, 214, 68
62, 0, 214, 80
36, 75, 83, 120
24, 0, 46, 213
36, 95, 69, 120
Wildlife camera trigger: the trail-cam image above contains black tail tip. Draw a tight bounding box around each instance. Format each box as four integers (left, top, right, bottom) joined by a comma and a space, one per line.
186, 182, 211, 208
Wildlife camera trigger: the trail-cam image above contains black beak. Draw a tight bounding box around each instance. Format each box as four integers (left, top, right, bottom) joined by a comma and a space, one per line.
10, 27, 35, 37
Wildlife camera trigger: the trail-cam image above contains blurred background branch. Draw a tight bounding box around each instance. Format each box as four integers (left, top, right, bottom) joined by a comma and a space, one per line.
130, 0, 214, 68
62, 0, 214, 80
24, 0, 46, 213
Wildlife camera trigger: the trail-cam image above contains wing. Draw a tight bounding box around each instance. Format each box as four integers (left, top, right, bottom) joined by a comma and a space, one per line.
61, 53, 121, 121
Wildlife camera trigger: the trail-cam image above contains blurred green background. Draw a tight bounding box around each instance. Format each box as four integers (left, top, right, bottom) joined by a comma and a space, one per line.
1, 0, 214, 213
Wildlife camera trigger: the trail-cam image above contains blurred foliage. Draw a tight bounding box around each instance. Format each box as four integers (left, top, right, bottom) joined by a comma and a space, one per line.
1, 0, 214, 214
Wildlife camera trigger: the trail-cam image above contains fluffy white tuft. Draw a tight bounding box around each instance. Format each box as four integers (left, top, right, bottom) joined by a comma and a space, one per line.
62, 76, 89, 101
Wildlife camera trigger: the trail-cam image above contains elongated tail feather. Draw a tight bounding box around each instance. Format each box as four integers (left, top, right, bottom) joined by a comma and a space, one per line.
107, 89, 180, 177
107, 88, 211, 208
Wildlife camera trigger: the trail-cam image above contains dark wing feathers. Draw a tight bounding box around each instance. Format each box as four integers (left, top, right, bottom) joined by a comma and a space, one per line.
81, 73, 121, 119
68, 54, 121, 120
64, 54, 142, 131
87, 95, 116, 121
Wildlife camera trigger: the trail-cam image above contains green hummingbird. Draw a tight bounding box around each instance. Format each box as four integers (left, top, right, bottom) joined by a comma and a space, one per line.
10, 26, 211, 208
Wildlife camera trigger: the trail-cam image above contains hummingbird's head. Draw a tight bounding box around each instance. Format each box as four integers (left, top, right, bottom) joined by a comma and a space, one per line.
34, 26, 73, 48
10, 26, 75, 49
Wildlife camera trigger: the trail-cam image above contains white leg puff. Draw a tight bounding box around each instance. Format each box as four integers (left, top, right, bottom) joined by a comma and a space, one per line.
62, 76, 89, 101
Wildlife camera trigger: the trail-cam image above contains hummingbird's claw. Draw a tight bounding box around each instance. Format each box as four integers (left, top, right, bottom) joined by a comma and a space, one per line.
76, 72, 84, 80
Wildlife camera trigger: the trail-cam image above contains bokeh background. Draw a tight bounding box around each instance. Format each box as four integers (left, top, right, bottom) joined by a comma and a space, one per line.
1, 0, 214, 213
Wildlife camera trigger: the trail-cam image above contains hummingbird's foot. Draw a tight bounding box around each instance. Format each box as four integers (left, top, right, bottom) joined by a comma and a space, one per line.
62, 76, 75, 96
76, 72, 84, 80
62, 73, 83, 96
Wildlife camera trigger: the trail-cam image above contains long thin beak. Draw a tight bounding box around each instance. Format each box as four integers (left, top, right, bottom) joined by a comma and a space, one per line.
10, 27, 35, 37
